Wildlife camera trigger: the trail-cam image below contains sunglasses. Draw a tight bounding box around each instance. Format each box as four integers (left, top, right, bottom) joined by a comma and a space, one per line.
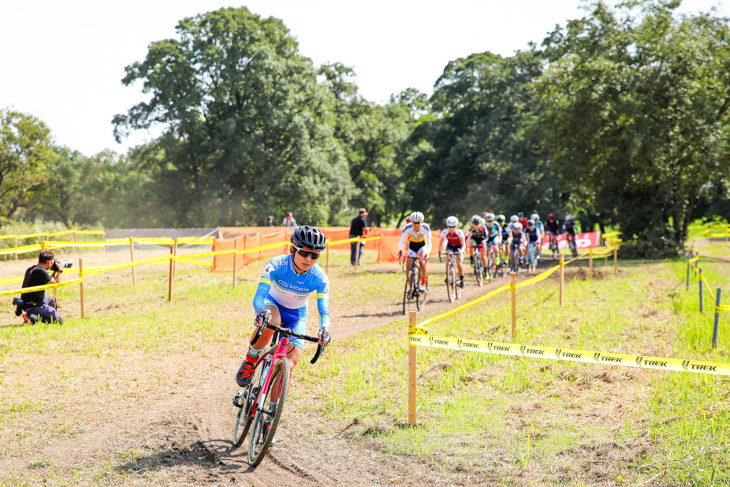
294, 246, 320, 260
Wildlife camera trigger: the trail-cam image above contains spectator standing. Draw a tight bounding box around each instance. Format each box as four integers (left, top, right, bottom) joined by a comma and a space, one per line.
349, 208, 370, 265
266, 216, 274, 227
282, 212, 297, 227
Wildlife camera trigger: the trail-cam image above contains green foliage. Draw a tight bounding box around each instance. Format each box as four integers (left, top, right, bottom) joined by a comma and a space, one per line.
0, 109, 56, 222
113, 7, 353, 226
539, 0, 730, 255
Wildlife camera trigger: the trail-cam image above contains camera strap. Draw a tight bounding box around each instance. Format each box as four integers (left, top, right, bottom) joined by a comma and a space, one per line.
21, 265, 44, 291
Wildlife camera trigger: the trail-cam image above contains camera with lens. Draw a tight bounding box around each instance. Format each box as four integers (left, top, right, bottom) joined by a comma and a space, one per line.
51, 259, 73, 272
13, 297, 24, 316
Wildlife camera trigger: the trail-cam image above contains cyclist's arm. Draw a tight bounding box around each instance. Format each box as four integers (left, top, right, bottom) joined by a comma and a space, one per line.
458, 229, 466, 248
424, 226, 432, 255
253, 261, 275, 313
316, 278, 330, 331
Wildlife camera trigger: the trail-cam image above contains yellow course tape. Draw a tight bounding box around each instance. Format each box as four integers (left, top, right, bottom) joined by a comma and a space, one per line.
717, 305, 730, 313
0, 279, 83, 298
174, 257, 213, 266
0, 244, 42, 256
408, 334, 730, 376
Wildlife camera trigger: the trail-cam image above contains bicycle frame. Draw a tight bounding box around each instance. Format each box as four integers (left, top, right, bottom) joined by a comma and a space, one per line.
251, 336, 290, 418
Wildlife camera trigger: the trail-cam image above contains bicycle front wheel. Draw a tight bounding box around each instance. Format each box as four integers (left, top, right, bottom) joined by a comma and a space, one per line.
233, 356, 268, 447
446, 261, 455, 303
474, 257, 483, 287
247, 358, 290, 468
403, 264, 414, 315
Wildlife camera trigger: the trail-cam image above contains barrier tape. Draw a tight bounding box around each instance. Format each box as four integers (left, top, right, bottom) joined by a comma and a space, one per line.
327, 236, 382, 246
0, 244, 42, 256
408, 334, 730, 376
603, 231, 621, 238
418, 252, 590, 329
717, 305, 730, 313
0, 278, 83, 298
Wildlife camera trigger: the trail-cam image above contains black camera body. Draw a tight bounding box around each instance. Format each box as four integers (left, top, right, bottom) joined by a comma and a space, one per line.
51, 259, 73, 272
13, 297, 24, 316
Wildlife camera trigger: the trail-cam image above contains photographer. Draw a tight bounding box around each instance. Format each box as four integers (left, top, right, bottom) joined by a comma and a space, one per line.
18, 251, 64, 324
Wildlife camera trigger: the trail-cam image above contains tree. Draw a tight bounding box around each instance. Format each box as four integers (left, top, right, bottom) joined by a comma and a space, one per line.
539, 0, 730, 254
113, 7, 352, 226
0, 109, 56, 221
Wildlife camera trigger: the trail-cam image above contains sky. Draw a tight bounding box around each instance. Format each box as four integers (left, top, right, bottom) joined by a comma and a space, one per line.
1, 0, 727, 156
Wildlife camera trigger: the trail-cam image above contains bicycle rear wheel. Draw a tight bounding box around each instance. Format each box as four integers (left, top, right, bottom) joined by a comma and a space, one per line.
248, 358, 290, 467
233, 356, 268, 447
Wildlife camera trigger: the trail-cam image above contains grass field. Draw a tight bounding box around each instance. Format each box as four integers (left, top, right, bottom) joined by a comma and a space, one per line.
1, 242, 729, 485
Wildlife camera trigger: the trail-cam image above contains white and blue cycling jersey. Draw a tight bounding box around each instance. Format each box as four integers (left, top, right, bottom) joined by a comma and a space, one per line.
253, 254, 330, 349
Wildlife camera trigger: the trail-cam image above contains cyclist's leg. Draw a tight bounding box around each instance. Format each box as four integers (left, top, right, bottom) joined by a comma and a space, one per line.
418, 250, 428, 287
406, 256, 416, 287
271, 308, 306, 401
455, 248, 464, 278
237, 301, 281, 386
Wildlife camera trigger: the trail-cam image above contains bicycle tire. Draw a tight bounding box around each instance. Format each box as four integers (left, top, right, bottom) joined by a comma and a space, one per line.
474, 254, 483, 287
233, 356, 269, 447
402, 261, 414, 315
454, 259, 462, 299
415, 265, 427, 310
248, 358, 290, 467
446, 259, 455, 303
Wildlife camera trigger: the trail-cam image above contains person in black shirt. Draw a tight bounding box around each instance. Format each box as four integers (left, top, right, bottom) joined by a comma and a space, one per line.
19, 250, 64, 324
349, 208, 370, 265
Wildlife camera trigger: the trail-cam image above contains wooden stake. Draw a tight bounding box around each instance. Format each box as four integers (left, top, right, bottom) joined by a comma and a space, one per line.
168, 244, 175, 302
233, 239, 239, 288
74, 231, 79, 263
589, 249, 593, 281
79, 258, 85, 319
559, 252, 565, 307
129, 238, 136, 287
408, 311, 417, 426
613, 247, 617, 275
14, 237, 17, 260
172, 240, 178, 279
511, 272, 517, 342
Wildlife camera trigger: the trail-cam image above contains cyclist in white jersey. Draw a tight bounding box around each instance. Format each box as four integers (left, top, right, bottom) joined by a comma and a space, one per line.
398, 211, 432, 292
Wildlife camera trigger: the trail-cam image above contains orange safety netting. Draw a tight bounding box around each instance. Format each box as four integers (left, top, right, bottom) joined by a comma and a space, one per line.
213, 226, 445, 271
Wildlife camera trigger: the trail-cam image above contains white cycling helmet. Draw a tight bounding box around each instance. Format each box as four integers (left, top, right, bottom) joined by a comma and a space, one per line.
565, 215, 572, 222
410, 211, 424, 223
471, 214, 481, 224
485, 213, 495, 222
531, 213, 539, 221
513, 222, 523, 230
445, 216, 458, 227
510, 215, 519, 223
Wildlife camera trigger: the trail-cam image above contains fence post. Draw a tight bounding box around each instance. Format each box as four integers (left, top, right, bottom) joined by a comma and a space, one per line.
699, 268, 704, 314
511, 272, 517, 341
559, 253, 564, 307
713, 288, 722, 349
129, 238, 136, 287
233, 239, 239, 289
408, 310, 417, 426
686, 263, 690, 290
79, 258, 85, 319
589, 249, 593, 281
168, 245, 175, 302
14, 237, 17, 261
172, 240, 178, 279
613, 247, 617, 275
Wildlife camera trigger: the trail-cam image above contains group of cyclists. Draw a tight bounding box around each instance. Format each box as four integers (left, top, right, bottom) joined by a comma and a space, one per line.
398, 210, 579, 292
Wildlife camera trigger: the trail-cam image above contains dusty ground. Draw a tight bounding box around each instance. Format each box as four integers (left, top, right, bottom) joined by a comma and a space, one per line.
0, 247, 607, 486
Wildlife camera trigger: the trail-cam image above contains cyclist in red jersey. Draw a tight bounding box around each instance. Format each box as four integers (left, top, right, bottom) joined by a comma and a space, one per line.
439, 216, 466, 288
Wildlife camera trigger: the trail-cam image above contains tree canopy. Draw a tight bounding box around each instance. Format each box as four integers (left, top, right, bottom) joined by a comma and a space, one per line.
3, 1, 730, 256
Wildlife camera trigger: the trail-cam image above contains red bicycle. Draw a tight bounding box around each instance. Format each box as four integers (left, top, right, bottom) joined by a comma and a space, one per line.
233, 315, 327, 467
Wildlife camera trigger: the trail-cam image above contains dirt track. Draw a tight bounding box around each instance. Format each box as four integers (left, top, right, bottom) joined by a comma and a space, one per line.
1, 253, 585, 485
